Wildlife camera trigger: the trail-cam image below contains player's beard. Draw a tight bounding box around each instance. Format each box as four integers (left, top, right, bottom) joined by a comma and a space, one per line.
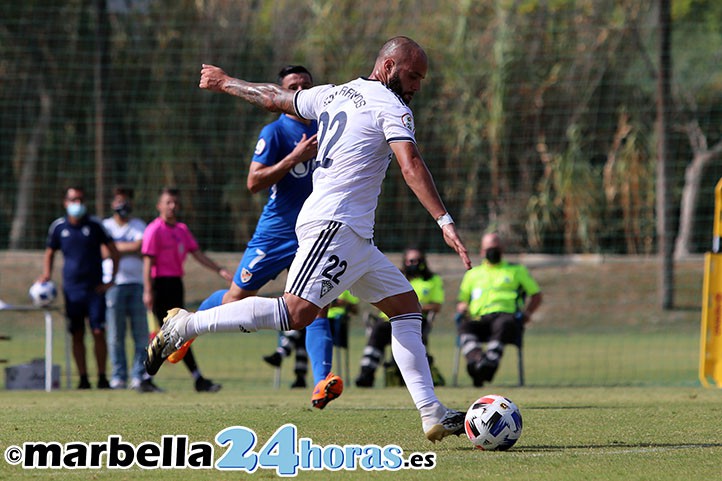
387, 72, 411, 105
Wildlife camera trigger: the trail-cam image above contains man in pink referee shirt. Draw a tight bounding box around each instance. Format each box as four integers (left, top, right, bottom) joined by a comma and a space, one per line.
141, 186, 232, 393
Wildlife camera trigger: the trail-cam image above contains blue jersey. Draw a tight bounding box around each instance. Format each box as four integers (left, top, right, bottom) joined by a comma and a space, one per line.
251, 114, 317, 241
47, 215, 112, 289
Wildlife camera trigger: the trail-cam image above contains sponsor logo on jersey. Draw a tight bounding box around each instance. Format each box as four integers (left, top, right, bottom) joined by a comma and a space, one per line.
322, 93, 336, 106
290, 159, 313, 178
254, 138, 267, 156
241, 268, 253, 283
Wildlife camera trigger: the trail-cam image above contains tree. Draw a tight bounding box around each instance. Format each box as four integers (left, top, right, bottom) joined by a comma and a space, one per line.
671, 0, 722, 257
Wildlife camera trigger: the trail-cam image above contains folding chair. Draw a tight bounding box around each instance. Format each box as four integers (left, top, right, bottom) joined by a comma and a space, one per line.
451, 311, 525, 387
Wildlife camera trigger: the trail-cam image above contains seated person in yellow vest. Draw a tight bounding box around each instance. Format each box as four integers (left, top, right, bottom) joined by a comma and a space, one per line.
355, 247, 445, 387
327, 290, 360, 350
456, 232, 542, 387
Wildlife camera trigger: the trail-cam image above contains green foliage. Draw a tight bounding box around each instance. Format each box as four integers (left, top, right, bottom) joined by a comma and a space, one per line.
1, 0, 720, 253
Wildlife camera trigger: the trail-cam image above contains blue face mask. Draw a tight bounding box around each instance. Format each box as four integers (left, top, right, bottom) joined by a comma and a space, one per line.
67, 202, 87, 218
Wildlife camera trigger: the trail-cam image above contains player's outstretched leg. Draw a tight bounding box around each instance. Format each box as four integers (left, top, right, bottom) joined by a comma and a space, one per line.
311, 372, 343, 409
145, 308, 193, 375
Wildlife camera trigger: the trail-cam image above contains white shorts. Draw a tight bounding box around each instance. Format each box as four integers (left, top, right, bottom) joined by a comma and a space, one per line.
285, 220, 413, 308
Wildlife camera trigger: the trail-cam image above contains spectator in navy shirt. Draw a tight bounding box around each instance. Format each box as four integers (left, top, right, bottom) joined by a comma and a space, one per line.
39, 186, 120, 389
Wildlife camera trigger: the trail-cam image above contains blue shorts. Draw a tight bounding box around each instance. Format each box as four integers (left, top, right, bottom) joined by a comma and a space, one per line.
64, 286, 106, 333
233, 236, 298, 291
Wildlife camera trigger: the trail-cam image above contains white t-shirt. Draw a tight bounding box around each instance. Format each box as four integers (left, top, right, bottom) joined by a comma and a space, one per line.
102, 217, 146, 285
293, 78, 416, 239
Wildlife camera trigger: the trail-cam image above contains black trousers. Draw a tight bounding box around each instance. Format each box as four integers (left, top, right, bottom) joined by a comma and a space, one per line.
151, 276, 199, 374
458, 311, 520, 346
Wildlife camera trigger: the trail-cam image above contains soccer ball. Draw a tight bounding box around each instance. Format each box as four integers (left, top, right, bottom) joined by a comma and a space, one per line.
464, 394, 523, 451
28, 280, 57, 307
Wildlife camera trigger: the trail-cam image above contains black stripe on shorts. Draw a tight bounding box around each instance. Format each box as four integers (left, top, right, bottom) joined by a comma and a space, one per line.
289, 221, 342, 297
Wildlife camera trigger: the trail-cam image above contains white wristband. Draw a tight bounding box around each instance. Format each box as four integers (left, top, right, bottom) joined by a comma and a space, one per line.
436, 213, 454, 228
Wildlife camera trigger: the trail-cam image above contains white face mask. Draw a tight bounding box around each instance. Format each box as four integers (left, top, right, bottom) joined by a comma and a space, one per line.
66, 202, 87, 218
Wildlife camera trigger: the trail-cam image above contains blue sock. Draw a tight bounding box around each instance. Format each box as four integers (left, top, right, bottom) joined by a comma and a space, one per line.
305, 317, 333, 385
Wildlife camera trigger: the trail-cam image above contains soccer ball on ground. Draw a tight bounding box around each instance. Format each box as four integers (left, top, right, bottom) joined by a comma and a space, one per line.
29, 280, 58, 307
464, 394, 523, 451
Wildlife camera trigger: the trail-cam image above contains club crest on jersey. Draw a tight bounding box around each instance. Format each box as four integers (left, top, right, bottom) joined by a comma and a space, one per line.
241, 268, 253, 283
320, 280, 334, 298
401, 113, 414, 133
254, 138, 267, 156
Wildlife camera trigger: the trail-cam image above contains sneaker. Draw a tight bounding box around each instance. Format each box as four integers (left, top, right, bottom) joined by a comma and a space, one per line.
477, 358, 498, 384
263, 352, 282, 367
424, 407, 465, 443
467, 362, 485, 387
291, 375, 307, 389
77, 376, 91, 390
97, 375, 111, 389
145, 308, 191, 375
195, 377, 222, 393
110, 378, 127, 390
168, 339, 195, 364
311, 373, 343, 409
136, 379, 163, 393
354, 367, 374, 388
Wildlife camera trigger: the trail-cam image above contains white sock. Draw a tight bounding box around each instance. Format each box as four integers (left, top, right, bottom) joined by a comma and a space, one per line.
419, 402, 447, 431
185, 297, 289, 338
390, 314, 438, 410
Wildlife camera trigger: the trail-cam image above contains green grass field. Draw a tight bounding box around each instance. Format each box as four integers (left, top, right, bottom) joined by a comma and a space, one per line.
1, 251, 720, 479
1, 384, 721, 480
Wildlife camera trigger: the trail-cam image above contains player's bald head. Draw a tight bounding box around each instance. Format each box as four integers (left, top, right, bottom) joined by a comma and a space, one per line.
376, 36, 426, 63
371, 36, 428, 104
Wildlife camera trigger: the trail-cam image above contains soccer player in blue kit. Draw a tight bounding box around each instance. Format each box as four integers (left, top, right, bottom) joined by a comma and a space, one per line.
170, 66, 342, 408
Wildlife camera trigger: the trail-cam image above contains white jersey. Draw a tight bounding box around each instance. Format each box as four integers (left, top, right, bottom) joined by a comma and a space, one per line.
102, 217, 146, 285
293, 77, 417, 239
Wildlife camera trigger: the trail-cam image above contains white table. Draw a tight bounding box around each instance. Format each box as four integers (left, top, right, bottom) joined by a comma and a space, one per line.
0, 302, 70, 391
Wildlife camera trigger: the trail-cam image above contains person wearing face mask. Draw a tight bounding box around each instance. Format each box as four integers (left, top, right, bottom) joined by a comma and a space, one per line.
355, 247, 445, 388
456, 232, 543, 387
39, 186, 120, 389
101, 187, 157, 392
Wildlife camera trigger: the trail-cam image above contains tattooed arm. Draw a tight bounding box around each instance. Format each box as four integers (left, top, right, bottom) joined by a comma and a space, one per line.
199, 64, 296, 115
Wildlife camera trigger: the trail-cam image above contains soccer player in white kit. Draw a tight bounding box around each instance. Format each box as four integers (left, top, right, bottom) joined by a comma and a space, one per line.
147, 36, 472, 443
